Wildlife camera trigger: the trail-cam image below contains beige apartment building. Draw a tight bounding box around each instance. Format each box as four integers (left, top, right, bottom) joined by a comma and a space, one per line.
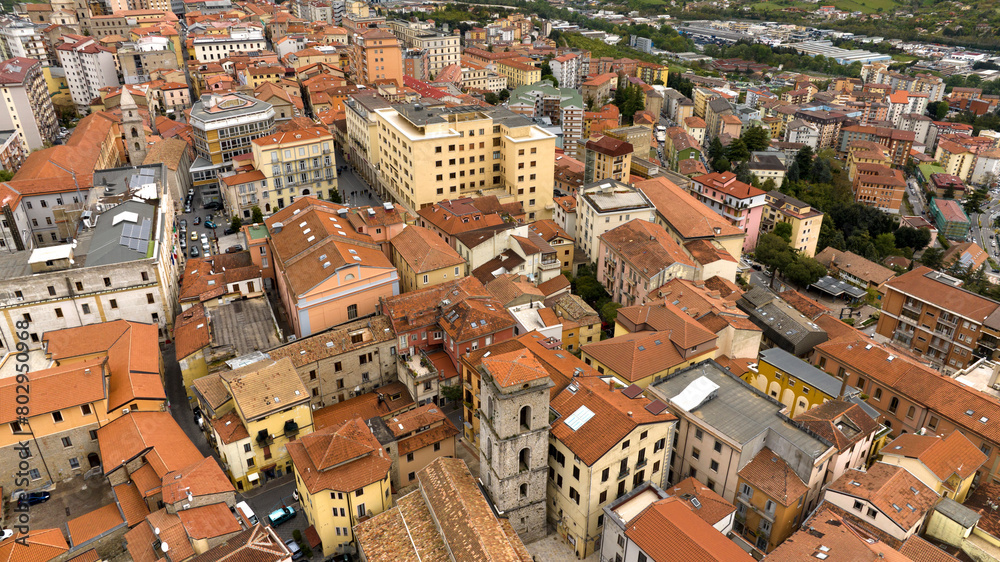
246, 125, 337, 215
370, 103, 557, 221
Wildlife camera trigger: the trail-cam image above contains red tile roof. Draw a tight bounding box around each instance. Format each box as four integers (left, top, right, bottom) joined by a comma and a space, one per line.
67, 503, 125, 546
0, 529, 69, 562
827, 464, 938, 531
98, 412, 204, 478
286, 416, 392, 494
624, 497, 750, 561
881, 431, 986, 487
738, 447, 808, 506
391, 225, 466, 273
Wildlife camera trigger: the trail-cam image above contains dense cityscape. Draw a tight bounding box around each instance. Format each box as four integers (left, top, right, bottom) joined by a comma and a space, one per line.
1, 0, 1000, 559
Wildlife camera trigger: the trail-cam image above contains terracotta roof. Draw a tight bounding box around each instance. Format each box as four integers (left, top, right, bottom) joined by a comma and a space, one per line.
778, 289, 831, 320
392, 225, 466, 273
794, 399, 879, 452
397, 422, 459, 457
482, 348, 550, 387
313, 382, 414, 431
190, 524, 292, 562
827, 464, 938, 531
268, 315, 395, 368
964, 482, 1000, 538
600, 219, 694, 275
353, 491, 450, 562
220, 357, 309, 421
550, 377, 675, 466
738, 447, 808, 506
178, 502, 241, 540
286, 416, 392, 494
0, 529, 69, 562
211, 411, 250, 445
180, 251, 260, 303
438, 296, 514, 344
881, 431, 986, 486
114, 482, 151, 527
898, 536, 962, 562
586, 135, 633, 157
636, 177, 743, 240
67, 503, 125, 546
98, 411, 204, 478
667, 476, 736, 527
616, 300, 719, 347
192, 372, 231, 410
417, 457, 532, 561
766, 507, 909, 561
174, 303, 211, 359
381, 274, 489, 333
815, 248, 896, 286
162, 456, 235, 505
624, 497, 750, 561
692, 171, 764, 199
0, 357, 104, 425
890, 266, 999, 321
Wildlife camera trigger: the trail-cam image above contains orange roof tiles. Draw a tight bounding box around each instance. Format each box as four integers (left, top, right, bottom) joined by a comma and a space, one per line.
287, 416, 392, 494
636, 177, 743, 240
600, 219, 694, 274
189, 524, 291, 562
794, 399, 880, 452
98, 412, 204, 478
0, 357, 104, 425
828, 464, 938, 531
211, 410, 250, 444
173, 303, 211, 360
177, 502, 241, 539
313, 382, 414, 431
482, 349, 550, 387
738, 447, 808, 506
667, 476, 737, 527
67, 503, 125, 546
550, 377, 675, 466
0, 529, 69, 562
391, 225, 466, 273
767, 507, 909, 561
881, 431, 987, 486
113, 482, 151, 527
162, 456, 235, 505
625, 497, 750, 561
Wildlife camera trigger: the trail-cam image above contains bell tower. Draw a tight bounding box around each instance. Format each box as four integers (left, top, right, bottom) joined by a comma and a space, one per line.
121, 87, 148, 165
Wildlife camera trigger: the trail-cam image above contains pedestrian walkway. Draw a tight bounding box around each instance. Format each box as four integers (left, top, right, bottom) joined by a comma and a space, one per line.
525, 531, 600, 562
240, 473, 294, 500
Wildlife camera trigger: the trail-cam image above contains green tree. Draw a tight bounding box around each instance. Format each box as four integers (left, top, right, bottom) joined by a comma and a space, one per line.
774, 222, 793, 243
964, 186, 989, 215
542, 74, 559, 87
786, 160, 800, 184
712, 156, 731, 173
230, 216, 242, 231
499, 89, 509, 101
894, 226, 930, 251
0, 170, 13, 182
734, 160, 753, 185
920, 246, 945, 270
928, 101, 949, 120
811, 157, 832, 184
251, 206, 263, 224
795, 145, 814, 179
726, 138, 750, 162
762, 177, 776, 191
708, 136, 725, 162
329, 189, 342, 204
601, 302, 623, 323
740, 125, 771, 152
783, 257, 827, 287
874, 232, 897, 259
484, 92, 500, 105
755, 233, 795, 287
440, 384, 463, 403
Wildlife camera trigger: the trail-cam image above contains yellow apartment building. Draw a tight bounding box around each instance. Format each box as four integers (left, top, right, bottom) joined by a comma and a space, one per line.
389, 225, 467, 293
380, 404, 459, 489
735, 448, 809, 553
370, 102, 557, 221
497, 58, 541, 88
288, 417, 393, 558
935, 140, 976, 182
744, 347, 851, 418
547, 377, 676, 558
879, 432, 986, 503
192, 357, 314, 488
760, 191, 824, 258
248, 125, 337, 215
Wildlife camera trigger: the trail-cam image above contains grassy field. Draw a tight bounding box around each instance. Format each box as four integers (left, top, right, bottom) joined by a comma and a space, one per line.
832, 0, 902, 13
891, 53, 919, 62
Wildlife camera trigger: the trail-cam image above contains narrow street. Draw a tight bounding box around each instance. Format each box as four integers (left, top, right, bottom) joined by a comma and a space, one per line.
161, 341, 215, 459
336, 148, 382, 208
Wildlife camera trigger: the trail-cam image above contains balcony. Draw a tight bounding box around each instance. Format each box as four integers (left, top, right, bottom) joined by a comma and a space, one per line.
539, 258, 560, 271
618, 468, 630, 481
635, 458, 648, 470
283, 420, 299, 438
399, 350, 439, 383
255, 429, 273, 447
902, 300, 922, 314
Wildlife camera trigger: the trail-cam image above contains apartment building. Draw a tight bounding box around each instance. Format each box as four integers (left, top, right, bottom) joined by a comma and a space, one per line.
838, 125, 915, 168
575, 179, 656, 263
288, 416, 392, 558
0, 129, 25, 173
191, 25, 266, 62
0, 19, 50, 66
369, 103, 556, 221
387, 21, 459, 76
929, 197, 970, 241
649, 361, 837, 542
583, 135, 633, 184
935, 139, 977, 182
746, 347, 859, 418
389, 225, 466, 293
352, 28, 403, 86
459, 58, 507, 92
508, 80, 584, 157
0, 320, 163, 492
55, 35, 118, 113
189, 93, 275, 201
876, 266, 999, 373
689, 171, 767, 252
760, 191, 823, 257
547, 376, 676, 558
497, 57, 541, 88
266, 197, 399, 339
880, 431, 986, 503
245, 125, 337, 215
550, 52, 585, 90
598, 219, 696, 306
0, 57, 57, 150
118, 36, 178, 84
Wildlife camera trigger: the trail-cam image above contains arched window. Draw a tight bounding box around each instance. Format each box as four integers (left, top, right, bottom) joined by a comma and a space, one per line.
519, 448, 530, 472
134, 142, 140, 151
131, 127, 139, 138
520, 405, 531, 431
520, 483, 528, 498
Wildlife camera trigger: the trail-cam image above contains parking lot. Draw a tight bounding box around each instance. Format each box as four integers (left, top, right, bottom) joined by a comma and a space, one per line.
177, 187, 239, 262
4, 473, 115, 536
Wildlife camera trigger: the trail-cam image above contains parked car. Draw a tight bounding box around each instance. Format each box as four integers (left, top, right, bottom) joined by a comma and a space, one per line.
191, 231, 199, 241
1, 528, 13, 541
193, 216, 202, 225
285, 539, 304, 560
225, 245, 243, 253
188, 188, 194, 197
329, 554, 353, 562
267, 506, 296, 526
190, 246, 199, 258
235, 501, 258, 526
179, 219, 187, 229
203, 201, 223, 210
224, 227, 237, 236
17, 492, 50, 506
204, 221, 218, 229
180, 239, 187, 250
184, 205, 192, 214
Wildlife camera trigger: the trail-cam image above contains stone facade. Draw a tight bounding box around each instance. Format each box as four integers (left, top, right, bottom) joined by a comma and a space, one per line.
479, 371, 551, 542
0, 423, 99, 492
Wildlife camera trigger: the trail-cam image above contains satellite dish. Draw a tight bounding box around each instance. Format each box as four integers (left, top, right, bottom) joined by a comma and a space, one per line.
69, 259, 75, 265
154, 527, 160, 535
161, 542, 169, 553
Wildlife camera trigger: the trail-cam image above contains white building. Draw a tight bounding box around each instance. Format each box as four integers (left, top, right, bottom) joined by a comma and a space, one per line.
550, 52, 584, 90
191, 25, 266, 62
55, 35, 119, 112
0, 19, 50, 66
575, 179, 655, 263
785, 119, 820, 150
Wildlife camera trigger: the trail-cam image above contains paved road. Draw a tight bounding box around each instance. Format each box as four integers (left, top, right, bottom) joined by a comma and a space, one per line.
969, 195, 1000, 264
336, 148, 382, 208
161, 341, 216, 459
905, 177, 925, 217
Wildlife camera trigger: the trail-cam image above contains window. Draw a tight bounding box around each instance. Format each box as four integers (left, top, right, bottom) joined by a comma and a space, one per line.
621, 439, 630, 450
104, 277, 111, 287
714, 440, 722, 453
357, 504, 366, 518
81, 404, 91, 416
69, 458, 80, 469
600, 490, 607, 503
406, 453, 414, 462
146, 293, 155, 304
47, 286, 55, 296
347, 304, 358, 320
906, 405, 915, 419
110, 299, 118, 309
82, 304, 90, 314
602, 467, 610, 482
61, 436, 72, 447
692, 448, 700, 460
695, 428, 703, 440
52, 411, 63, 423
889, 397, 899, 414
244, 444, 252, 453
710, 460, 719, 472
740, 483, 753, 498
873, 388, 882, 401
55, 308, 63, 318
854, 500, 863, 511
89, 430, 98, 440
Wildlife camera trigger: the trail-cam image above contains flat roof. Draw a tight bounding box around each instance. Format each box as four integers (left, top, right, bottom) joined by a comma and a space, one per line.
760, 347, 849, 398
809, 275, 868, 299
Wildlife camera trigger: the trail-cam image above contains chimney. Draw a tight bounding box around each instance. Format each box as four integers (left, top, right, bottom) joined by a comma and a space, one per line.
609, 378, 614, 392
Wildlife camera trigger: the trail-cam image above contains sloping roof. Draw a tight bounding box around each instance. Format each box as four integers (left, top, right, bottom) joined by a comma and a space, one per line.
313, 382, 414, 431
827, 464, 938, 531
636, 177, 743, 240
97, 412, 204, 478
482, 348, 550, 388
391, 225, 466, 273
881, 431, 987, 486
286, 416, 392, 494
815, 248, 895, 286
884, 266, 999, 322
738, 447, 808, 506
550, 377, 675, 466
624, 497, 750, 561
0, 529, 69, 562
221, 357, 309, 421
794, 399, 880, 453
667, 476, 737, 527
582, 328, 715, 383
600, 219, 694, 276
766, 507, 910, 561
173, 303, 211, 360
190, 524, 292, 562
161, 456, 235, 505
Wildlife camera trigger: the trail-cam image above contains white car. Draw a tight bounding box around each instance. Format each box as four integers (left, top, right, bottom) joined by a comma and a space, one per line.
200, 234, 210, 251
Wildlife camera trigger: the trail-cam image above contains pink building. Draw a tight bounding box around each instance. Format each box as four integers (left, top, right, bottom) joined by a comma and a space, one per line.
597, 219, 696, 307
267, 197, 400, 338
689, 172, 766, 252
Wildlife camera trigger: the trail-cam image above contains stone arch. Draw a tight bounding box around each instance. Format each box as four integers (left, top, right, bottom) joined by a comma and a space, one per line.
519, 405, 531, 431
131, 127, 139, 138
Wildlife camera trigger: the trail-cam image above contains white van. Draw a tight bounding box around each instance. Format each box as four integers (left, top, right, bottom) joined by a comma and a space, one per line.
235, 501, 258, 526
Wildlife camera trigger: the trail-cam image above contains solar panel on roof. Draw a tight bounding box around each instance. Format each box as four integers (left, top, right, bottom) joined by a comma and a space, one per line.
122, 223, 134, 238
139, 219, 151, 239
564, 405, 595, 431
622, 384, 643, 399
645, 399, 668, 415
128, 238, 141, 251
